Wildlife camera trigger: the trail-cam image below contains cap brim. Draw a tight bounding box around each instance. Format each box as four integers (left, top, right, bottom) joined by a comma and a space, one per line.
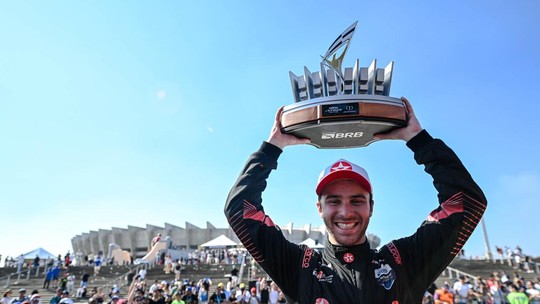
316, 170, 371, 195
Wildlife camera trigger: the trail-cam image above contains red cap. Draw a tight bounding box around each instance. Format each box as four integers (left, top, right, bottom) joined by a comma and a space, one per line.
316, 159, 371, 195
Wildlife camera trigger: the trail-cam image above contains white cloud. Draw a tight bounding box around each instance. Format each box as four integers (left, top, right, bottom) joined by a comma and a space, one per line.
206, 126, 214, 133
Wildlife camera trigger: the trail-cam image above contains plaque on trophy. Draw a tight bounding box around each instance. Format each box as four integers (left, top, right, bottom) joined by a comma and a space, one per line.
281, 22, 407, 148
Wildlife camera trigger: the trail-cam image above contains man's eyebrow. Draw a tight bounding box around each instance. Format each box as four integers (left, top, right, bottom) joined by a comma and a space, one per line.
324, 194, 342, 199
324, 194, 368, 199
351, 194, 369, 199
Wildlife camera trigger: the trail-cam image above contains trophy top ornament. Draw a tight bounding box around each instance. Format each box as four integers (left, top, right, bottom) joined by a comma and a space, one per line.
281, 21, 407, 149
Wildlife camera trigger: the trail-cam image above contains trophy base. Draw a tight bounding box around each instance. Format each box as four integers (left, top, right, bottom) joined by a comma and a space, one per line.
281, 95, 407, 149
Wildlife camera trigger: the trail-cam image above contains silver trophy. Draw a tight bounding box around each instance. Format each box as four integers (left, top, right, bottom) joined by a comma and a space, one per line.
281, 22, 407, 148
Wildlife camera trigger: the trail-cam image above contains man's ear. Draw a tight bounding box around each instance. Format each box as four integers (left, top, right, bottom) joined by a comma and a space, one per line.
369, 199, 374, 217
316, 200, 323, 217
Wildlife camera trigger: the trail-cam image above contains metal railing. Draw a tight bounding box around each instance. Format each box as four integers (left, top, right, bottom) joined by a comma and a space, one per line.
1, 265, 46, 288
440, 266, 479, 286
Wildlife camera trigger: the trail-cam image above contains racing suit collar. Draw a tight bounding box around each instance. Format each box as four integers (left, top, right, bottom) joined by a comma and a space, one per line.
325, 239, 371, 265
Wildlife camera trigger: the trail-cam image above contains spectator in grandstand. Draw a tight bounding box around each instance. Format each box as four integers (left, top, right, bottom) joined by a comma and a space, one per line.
58, 291, 73, 304
150, 233, 162, 250
52, 265, 62, 287
268, 283, 280, 304
32, 255, 40, 268
245, 287, 260, 304
138, 268, 147, 280
490, 280, 507, 304
94, 254, 102, 276
109, 295, 120, 304
453, 275, 472, 304
75, 285, 86, 300
81, 271, 90, 289
507, 284, 529, 304
43, 267, 53, 289
434, 284, 454, 304
473, 280, 490, 304
15, 289, 30, 303
87, 252, 95, 266
526, 281, 540, 302
164, 254, 173, 274
126, 269, 136, 287
230, 268, 239, 288
64, 252, 71, 267
174, 261, 182, 281
209, 283, 227, 304
149, 281, 160, 294
422, 283, 437, 304
29, 294, 41, 304
59, 273, 68, 291
50, 288, 63, 304
90, 287, 106, 304
16, 255, 24, 273
171, 293, 185, 304
259, 279, 269, 304
66, 272, 76, 294
181, 287, 197, 304
1, 290, 13, 304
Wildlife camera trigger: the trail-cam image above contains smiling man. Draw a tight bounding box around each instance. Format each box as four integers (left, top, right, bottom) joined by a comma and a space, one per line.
225, 98, 487, 304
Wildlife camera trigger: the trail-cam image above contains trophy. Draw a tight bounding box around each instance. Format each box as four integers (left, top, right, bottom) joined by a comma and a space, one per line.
281, 22, 407, 148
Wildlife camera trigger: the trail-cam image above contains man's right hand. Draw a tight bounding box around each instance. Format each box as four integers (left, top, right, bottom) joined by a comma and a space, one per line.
266, 106, 310, 150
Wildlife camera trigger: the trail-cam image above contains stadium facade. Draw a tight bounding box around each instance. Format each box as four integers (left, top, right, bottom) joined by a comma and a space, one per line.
71, 222, 343, 260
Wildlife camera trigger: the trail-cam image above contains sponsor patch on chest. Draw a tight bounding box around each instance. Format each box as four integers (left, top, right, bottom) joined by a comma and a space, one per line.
312, 269, 333, 283
374, 263, 396, 290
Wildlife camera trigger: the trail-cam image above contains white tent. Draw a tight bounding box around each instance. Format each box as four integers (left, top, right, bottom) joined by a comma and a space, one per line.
299, 238, 325, 249
23, 247, 56, 260
200, 234, 238, 249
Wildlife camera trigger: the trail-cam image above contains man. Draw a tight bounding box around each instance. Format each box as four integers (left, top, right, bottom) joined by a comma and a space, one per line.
33, 255, 40, 268
66, 272, 76, 294
209, 283, 227, 303
245, 287, 261, 304
171, 293, 185, 304
225, 98, 488, 303
81, 271, 90, 289
181, 287, 198, 304
434, 285, 454, 304
15, 289, 29, 304
507, 284, 529, 304
138, 268, 147, 280
110, 295, 120, 304
58, 291, 73, 304
50, 289, 63, 304
43, 267, 53, 289
453, 275, 472, 304
150, 234, 162, 249
94, 255, 102, 276
16, 255, 24, 273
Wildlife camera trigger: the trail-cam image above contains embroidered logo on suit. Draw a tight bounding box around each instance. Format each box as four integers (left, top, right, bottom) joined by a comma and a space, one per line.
374, 263, 396, 290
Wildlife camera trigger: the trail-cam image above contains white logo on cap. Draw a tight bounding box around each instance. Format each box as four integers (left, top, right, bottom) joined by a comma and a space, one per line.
331, 162, 352, 172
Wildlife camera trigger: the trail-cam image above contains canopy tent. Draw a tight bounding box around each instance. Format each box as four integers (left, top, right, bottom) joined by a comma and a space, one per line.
23, 247, 56, 260
299, 238, 325, 249
200, 234, 238, 249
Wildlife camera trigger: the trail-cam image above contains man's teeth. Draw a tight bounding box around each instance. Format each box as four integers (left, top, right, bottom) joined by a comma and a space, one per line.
336, 223, 355, 229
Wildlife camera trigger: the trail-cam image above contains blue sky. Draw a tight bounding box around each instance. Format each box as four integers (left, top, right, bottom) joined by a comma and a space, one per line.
1, 1, 539, 263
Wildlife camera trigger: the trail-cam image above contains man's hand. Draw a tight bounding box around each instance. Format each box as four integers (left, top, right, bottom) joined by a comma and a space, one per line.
373, 97, 423, 142
267, 106, 310, 149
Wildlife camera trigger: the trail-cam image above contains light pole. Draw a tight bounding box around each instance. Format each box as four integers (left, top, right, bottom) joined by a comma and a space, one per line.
481, 217, 495, 263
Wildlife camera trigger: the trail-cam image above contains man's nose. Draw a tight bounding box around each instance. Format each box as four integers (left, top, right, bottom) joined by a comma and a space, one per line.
337, 202, 354, 216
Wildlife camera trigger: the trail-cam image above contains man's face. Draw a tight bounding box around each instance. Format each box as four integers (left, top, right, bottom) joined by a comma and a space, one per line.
317, 179, 372, 247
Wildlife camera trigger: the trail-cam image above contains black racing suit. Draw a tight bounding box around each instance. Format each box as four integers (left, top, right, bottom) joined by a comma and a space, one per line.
225, 130, 487, 304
